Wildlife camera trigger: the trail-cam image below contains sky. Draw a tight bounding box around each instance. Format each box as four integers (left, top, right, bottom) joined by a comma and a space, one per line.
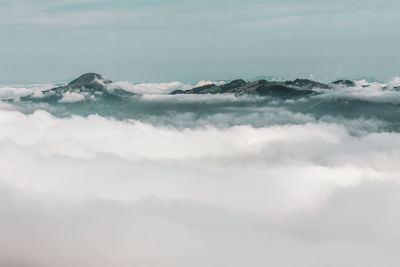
1, 0, 400, 83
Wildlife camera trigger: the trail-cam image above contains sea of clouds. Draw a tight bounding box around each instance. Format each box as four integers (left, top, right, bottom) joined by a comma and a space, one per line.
1, 79, 400, 266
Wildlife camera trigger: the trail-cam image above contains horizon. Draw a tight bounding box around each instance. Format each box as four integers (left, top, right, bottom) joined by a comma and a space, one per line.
0, 71, 389, 86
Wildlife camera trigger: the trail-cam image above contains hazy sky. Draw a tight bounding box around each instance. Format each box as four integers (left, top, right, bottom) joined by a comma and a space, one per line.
1, 0, 399, 83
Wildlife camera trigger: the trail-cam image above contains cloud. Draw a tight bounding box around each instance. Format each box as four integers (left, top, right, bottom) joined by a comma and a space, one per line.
106, 81, 186, 95
0, 105, 400, 266
0, 109, 399, 210
59, 92, 86, 103
139, 93, 261, 103
314, 77, 400, 104
139, 106, 316, 128
0, 109, 358, 161
286, 181, 400, 242
105, 80, 226, 95
0, 84, 53, 101
0, 87, 33, 101
0, 179, 399, 267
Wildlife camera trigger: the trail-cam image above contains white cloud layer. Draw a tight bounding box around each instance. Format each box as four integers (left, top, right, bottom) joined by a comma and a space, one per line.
0, 107, 400, 266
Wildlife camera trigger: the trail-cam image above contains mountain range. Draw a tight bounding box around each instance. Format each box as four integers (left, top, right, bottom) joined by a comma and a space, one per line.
18, 73, 362, 103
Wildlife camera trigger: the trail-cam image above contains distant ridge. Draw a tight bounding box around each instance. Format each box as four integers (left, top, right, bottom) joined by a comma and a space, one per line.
15, 73, 372, 103
171, 78, 356, 98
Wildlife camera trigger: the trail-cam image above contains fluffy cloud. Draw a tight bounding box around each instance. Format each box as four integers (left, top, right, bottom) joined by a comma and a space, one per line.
59, 92, 86, 103
0, 84, 53, 101
1, 180, 399, 267
106, 81, 185, 94
105, 80, 226, 95
315, 77, 400, 104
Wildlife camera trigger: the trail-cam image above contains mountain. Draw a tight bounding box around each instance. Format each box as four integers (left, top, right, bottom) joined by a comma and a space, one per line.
171, 78, 355, 98
67, 73, 112, 89
21, 73, 135, 103
331, 80, 356, 87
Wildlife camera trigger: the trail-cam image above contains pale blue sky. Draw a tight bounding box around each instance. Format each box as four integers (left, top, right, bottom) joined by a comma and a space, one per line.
1, 0, 399, 83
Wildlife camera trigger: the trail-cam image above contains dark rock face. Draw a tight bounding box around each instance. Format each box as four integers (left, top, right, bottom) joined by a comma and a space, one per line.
172, 79, 248, 95
45, 73, 111, 95
171, 78, 326, 98
256, 84, 315, 98
332, 80, 356, 87
220, 79, 247, 92
67, 73, 111, 88
285, 79, 330, 89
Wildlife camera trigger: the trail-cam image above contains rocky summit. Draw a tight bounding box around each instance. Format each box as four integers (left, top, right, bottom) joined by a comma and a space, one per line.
67, 73, 112, 89
42, 73, 112, 97
21, 73, 135, 103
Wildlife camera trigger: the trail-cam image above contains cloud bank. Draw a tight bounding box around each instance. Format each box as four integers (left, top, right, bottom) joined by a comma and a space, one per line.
0, 103, 400, 266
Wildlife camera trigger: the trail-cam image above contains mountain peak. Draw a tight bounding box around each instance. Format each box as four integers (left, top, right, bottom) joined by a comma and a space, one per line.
68, 73, 111, 87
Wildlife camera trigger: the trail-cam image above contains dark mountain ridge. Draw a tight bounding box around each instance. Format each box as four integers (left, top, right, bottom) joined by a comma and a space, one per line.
17, 73, 364, 103
171, 78, 355, 98
21, 73, 135, 102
